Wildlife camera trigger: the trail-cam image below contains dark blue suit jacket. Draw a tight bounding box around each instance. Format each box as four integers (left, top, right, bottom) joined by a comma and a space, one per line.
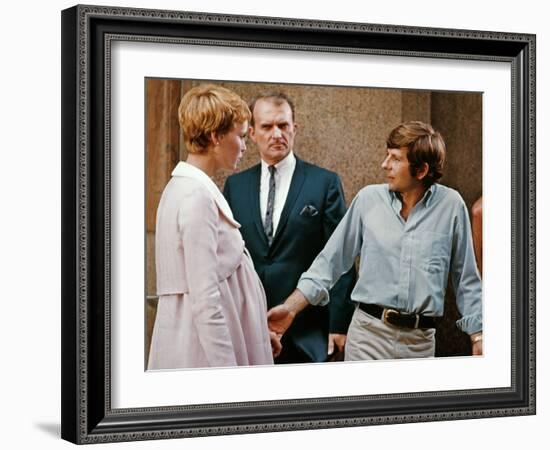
223, 157, 355, 363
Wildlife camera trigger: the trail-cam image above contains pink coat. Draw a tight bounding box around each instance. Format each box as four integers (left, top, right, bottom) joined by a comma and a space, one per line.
148, 162, 273, 369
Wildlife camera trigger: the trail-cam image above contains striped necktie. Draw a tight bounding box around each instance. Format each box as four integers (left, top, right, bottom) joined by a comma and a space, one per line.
264, 165, 276, 246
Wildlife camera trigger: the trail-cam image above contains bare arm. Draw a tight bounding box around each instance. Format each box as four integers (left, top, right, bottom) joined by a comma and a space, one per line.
471, 197, 482, 276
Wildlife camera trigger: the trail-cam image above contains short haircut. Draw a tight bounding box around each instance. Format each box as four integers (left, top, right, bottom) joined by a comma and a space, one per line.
386, 121, 446, 187
248, 92, 296, 127
178, 84, 251, 154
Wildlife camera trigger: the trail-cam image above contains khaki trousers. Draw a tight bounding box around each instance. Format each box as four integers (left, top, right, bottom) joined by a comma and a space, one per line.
344, 306, 436, 361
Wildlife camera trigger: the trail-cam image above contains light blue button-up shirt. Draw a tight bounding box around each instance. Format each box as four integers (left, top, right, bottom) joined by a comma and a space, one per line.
297, 183, 482, 335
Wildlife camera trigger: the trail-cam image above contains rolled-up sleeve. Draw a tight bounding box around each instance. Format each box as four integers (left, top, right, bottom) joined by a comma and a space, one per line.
451, 200, 483, 335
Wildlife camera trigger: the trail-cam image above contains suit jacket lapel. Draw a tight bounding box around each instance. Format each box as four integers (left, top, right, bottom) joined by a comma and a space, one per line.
249, 164, 269, 247
270, 157, 306, 250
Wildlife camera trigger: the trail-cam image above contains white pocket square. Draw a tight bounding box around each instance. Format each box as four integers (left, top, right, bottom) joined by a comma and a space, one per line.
300, 205, 319, 217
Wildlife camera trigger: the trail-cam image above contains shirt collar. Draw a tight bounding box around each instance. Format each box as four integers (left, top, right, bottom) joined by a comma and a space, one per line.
388, 183, 437, 208
261, 151, 296, 175
171, 161, 240, 228
423, 183, 437, 207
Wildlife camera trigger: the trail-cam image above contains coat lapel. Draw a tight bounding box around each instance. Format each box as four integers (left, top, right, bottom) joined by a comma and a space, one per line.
249, 164, 269, 247
270, 157, 306, 250
172, 161, 240, 227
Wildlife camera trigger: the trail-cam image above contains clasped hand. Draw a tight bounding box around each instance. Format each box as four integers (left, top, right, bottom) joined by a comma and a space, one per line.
266, 303, 296, 358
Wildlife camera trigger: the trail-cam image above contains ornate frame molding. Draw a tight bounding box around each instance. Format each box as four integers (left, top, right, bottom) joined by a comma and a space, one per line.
61, 5, 535, 444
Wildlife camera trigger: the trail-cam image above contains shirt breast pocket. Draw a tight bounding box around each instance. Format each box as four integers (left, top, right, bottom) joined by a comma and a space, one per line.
419, 231, 451, 274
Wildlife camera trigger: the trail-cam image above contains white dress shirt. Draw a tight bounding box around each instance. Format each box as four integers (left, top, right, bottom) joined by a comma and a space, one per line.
259, 151, 297, 235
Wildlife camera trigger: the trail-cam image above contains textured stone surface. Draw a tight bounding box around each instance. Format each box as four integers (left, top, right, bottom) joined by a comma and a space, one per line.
146, 232, 155, 295
432, 91, 483, 209
145, 79, 181, 232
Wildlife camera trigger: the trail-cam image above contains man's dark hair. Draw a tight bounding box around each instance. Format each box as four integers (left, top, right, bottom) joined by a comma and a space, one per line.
386, 121, 446, 187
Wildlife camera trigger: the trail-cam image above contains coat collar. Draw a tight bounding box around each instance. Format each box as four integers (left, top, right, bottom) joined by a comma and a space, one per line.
172, 161, 241, 228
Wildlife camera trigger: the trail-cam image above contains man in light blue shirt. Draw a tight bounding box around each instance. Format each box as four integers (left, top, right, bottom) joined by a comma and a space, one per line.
268, 121, 482, 360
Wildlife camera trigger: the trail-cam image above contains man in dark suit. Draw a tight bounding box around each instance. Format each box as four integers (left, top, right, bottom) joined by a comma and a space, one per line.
223, 92, 355, 364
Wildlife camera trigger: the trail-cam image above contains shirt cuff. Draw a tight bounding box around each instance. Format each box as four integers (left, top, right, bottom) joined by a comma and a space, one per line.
297, 278, 330, 306
456, 315, 482, 335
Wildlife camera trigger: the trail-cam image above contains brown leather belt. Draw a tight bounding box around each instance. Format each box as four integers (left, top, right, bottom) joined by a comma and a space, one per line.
358, 303, 436, 329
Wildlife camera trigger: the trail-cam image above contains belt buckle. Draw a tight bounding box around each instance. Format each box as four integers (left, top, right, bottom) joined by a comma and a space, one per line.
382, 308, 400, 326
383, 308, 420, 328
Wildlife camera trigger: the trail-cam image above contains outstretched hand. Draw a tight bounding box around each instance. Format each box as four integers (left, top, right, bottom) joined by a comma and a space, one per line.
267, 304, 296, 337
267, 289, 310, 341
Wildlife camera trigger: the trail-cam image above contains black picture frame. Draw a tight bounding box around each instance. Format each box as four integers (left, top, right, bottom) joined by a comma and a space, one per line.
61, 4, 536, 444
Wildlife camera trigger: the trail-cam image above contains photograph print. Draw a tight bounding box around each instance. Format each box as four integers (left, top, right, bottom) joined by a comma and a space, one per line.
144, 78, 483, 371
